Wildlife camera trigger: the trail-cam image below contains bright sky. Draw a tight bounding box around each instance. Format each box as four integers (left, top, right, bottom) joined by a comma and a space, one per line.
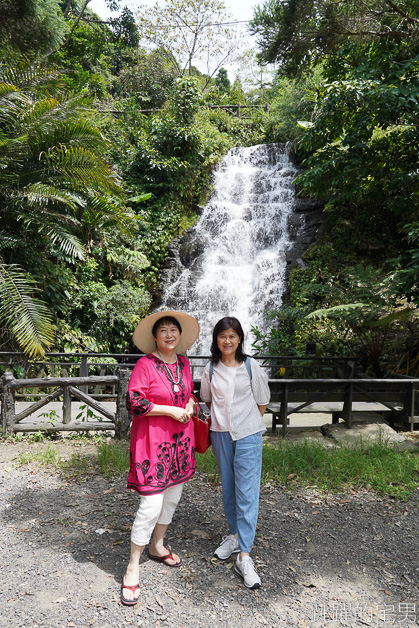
89, 0, 259, 24
88, 0, 262, 79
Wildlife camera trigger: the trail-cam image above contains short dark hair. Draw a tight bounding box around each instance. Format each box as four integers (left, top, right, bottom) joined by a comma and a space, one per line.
152, 316, 182, 338
210, 316, 247, 365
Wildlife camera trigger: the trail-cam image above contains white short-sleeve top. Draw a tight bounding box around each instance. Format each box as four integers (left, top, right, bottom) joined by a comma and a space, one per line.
199, 357, 270, 441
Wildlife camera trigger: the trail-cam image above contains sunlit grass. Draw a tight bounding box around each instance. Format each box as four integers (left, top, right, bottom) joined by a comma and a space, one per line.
11, 435, 419, 499
97, 441, 130, 477
195, 441, 419, 499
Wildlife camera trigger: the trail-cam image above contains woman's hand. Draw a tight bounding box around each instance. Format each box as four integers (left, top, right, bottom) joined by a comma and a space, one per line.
170, 406, 191, 423
185, 399, 195, 418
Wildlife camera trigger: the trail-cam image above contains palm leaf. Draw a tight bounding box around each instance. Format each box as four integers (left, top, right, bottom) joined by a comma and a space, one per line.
28, 120, 109, 155
41, 145, 122, 192
21, 183, 84, 212
0, 62, 64, 96
45, 225, 85, 260
366, 308, 415, 328
0, 263, 54, 357
305, 303, 372, 319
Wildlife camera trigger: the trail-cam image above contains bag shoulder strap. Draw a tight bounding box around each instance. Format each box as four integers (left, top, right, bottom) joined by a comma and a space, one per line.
209, 361, 213, 382
245, 356, 252, 381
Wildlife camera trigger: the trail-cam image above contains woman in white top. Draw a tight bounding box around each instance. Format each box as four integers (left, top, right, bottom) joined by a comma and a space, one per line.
200, 316, 270, 589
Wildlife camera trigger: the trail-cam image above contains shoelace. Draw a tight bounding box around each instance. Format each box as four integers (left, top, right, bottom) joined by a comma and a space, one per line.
221, 535, 235, 546
240, 558, 256, 574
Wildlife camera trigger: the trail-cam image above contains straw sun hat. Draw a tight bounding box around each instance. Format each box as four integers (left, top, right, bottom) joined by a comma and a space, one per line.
132, 310, 200, 354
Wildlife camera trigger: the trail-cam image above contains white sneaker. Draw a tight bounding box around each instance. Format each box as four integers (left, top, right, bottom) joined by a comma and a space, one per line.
213, 534, 240, 560
234, 555, 261, 589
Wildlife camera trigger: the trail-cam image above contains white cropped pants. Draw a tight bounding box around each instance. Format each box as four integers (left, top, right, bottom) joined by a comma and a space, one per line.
131, 483, 184, 546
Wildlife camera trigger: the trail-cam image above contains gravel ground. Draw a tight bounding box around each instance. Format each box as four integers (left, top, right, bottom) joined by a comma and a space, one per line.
0, 441, 418, 628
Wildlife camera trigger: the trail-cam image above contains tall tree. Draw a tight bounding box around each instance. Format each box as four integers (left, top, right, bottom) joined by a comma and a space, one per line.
0, 61, 130, 355
135, 0, 243, 85
250, 0, 419, 75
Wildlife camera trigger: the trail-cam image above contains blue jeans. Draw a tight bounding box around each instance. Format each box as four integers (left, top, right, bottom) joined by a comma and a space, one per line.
211, 431, 263, 553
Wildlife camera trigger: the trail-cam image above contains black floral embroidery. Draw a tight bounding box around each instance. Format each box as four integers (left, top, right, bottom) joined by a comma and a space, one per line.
146, 354, 187, 404
127, 430, 195, 494
126, 391, 152, 417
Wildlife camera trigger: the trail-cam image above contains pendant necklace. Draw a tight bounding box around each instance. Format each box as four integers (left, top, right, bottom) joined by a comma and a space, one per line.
157, 351, 181, 392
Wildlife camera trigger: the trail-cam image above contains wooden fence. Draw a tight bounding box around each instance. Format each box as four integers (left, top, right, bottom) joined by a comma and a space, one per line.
96, 103, 269, 119
0, 370, 132, 439
2, 354, 417, 437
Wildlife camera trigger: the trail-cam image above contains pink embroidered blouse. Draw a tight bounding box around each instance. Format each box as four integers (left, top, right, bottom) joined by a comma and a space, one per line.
126, 354, 195, 495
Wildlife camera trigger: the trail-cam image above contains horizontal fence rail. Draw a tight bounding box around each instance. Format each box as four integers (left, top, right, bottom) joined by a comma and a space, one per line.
1, 353, 417, 436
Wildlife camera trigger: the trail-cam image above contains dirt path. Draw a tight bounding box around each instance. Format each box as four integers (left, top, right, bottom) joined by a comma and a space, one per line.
0, 441, 418, 627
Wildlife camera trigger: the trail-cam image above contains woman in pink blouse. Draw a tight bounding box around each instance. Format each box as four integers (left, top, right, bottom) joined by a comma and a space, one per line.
121, 310, 199, 606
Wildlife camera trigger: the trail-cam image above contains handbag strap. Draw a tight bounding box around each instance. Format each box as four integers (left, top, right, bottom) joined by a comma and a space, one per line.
190, 393, 205, 417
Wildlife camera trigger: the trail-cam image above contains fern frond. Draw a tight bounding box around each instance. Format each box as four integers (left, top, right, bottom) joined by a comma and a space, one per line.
40, 145, 122, 192
0, 263, 54, 357
0, 232, 22, 251
0, 62, 64, 96
29, 119, 108, 153
21, 183, 84, 212
305, 303, 371, 320
45, 226, 85, 260
366, 308, 415, 328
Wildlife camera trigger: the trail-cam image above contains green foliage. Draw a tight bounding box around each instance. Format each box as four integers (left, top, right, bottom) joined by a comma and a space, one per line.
0, 61, 144, 355
195, 440, 419, 499
250, 0, 419, 76
97, 440, 130, 477
261, 440, 419, 499
0, 0, 67, 57
254, 245, 419, 373
215, 68, 231, 94
251, 306, 309, 356
265, 71, 320, 143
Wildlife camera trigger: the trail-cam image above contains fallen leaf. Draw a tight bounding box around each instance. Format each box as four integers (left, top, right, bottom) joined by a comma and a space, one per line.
191, 529, 211, 539
254, 612, 267, 625
295, 579, 317, 588
288, 565, 296, 573
305, 537, 311, 543
112, 539, 124, 545
225, 562, 233, 569
103, 488, 114, 494
287, 473, 296, 480
53, 597, 67, 604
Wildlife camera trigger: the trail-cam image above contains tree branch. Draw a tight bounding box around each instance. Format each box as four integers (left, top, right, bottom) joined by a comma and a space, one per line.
384, 0, 419, 24
46, 0, 91, 57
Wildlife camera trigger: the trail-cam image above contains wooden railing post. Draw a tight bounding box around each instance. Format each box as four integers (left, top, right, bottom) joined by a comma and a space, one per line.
80, 355, 88, 393
342, 382, 353, 428
115, 369, 131, 440
62, 386, 72, 424
280, 383, 289, 436
1, 372, 16, 434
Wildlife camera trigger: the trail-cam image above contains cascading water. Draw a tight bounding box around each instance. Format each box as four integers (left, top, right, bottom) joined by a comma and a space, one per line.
159, 143, 298, 354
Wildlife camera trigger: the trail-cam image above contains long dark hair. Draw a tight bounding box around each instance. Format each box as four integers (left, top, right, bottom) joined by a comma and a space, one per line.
210, 316, 247, 365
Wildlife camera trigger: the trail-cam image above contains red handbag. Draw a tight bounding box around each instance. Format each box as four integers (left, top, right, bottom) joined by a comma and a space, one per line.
191, 395, 211, 454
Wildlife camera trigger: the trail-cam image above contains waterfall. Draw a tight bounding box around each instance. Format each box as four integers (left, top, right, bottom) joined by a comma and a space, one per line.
159, 143, 298, 354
